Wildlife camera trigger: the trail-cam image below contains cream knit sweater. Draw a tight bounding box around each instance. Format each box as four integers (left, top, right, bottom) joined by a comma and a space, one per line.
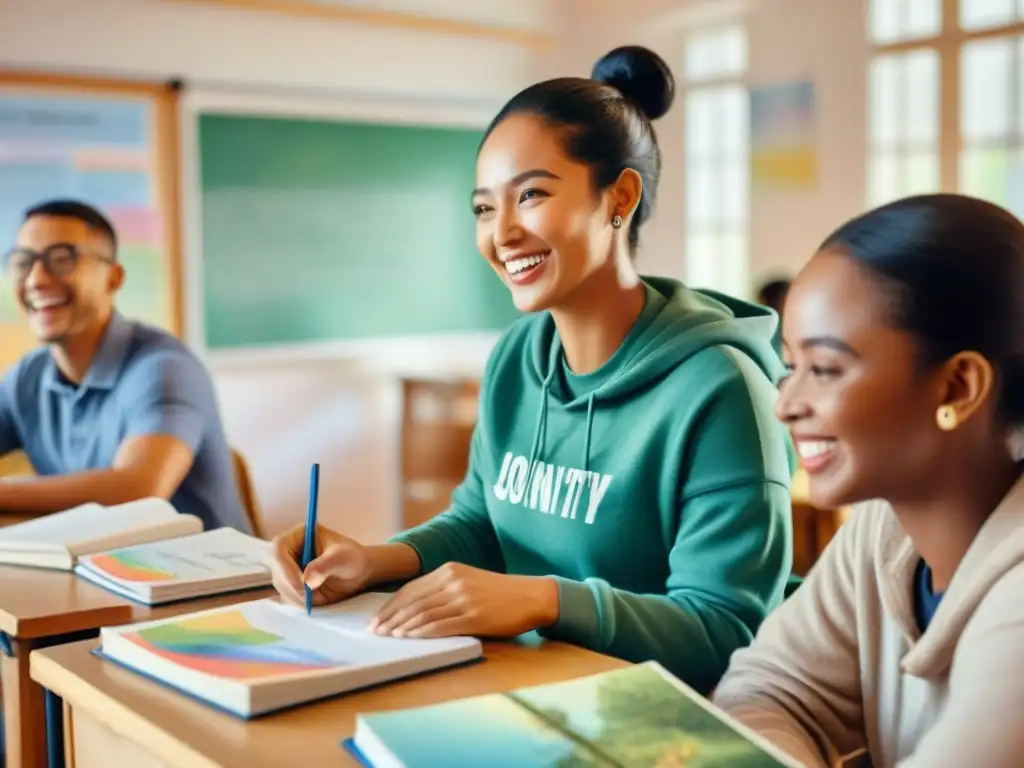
713, 479, 1024, 767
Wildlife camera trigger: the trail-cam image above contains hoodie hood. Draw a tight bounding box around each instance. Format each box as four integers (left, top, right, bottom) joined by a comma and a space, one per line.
521, 276, 786, 475
529, 276, 784, 406
889, 471, 1024, 678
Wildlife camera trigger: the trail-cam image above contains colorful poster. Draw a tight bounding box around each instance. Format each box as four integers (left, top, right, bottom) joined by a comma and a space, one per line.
0, 91, 169, 330
750, 81, 818, 191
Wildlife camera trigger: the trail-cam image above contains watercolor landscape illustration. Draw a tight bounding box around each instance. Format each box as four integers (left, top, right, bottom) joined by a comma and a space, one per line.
123, 610, 347, 680
361, 663, 790, 767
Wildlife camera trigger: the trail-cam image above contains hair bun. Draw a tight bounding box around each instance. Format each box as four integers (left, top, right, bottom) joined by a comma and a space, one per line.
591, 45, 676, 121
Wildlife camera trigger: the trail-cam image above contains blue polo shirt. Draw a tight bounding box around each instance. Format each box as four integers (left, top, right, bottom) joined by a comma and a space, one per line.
0, 313, 251, 534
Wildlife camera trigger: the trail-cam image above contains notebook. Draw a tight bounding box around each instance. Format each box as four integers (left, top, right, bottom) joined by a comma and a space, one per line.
74, 527, 272, 605
96, 593, 483, 718
348, 661, 803, 768
0, 497, 203, 570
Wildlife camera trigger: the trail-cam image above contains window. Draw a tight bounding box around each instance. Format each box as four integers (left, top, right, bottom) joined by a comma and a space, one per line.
867, 0, 1024, 214
868, 50, 941, 204
959, 34, 1024, 206
961, 0, 1024, 30
683, 27, 749, 299
867, 0, 942, 206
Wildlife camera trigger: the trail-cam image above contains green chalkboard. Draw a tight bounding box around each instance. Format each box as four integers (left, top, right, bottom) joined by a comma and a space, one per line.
198, 113, 520, 349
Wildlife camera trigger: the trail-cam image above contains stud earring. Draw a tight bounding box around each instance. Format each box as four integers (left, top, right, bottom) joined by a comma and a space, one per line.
936, 405, 959, 431
611, 215, 622, 229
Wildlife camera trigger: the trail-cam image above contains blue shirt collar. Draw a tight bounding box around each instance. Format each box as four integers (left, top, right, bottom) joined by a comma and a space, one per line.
42, 313, 134, 394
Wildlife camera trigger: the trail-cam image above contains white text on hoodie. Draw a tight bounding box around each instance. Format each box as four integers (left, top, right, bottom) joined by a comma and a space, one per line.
491, 451, 613, 524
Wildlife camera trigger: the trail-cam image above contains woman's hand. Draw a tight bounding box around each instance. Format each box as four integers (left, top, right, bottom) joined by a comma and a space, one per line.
268, 523, 373, 607
369, 562, 560, 639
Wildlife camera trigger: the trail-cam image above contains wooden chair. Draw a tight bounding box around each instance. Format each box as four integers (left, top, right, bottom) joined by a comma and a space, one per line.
231, 448, 266, 540
0, 450, 33, 479
790, 469, 847, 576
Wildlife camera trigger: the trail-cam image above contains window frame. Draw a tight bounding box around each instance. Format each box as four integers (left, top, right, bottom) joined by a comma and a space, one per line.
868, 0, 1024, 200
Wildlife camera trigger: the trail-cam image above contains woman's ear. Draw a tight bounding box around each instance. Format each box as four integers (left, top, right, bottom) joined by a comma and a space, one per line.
937, 351, 996, 427
610, 168, 643, 224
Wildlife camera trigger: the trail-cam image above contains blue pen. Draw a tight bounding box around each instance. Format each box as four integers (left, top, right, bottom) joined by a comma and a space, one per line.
302, 463, 321, 615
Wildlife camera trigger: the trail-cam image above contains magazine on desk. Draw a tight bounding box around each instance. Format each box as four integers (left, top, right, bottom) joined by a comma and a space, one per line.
344, 661, 803, 768
74, 527, 273, 604
95, 593, 483, 718
0, 498, 202, 570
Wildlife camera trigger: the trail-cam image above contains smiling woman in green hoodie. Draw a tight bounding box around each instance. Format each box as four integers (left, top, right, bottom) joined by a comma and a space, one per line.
268, 45, 793, 693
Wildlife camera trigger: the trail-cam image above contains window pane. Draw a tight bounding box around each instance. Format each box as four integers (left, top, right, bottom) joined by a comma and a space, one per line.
869, 154, 901, 205
718, 87, 749, 158
684, 230, 748, 299
903, 151, 940, 195
905, 0, 942, 38
1007, 147, 1024, 220
869, 0, 901, 43
905, 50, 939, 145
685, 231, 720, 290
720, 160, 748, 225
870, 0, 940, 43
685, 27, 747, 82
870, 56, 901, 147
686, 163, 721, 224
961, 0, 1016, 30
685, 92, 718, 157
718, 28, 748, 75
718, 230, 749, 300
962, 39, 1014, 141
1019, 38, 1024, 133
961, 146, 1013, 205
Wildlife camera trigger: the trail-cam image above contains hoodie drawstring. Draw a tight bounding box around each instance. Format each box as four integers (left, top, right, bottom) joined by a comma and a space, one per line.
582, 393, 595, 473
525, 365, 556, 491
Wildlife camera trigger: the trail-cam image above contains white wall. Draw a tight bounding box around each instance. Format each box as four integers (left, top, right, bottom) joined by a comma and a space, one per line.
0, 0, 553, 101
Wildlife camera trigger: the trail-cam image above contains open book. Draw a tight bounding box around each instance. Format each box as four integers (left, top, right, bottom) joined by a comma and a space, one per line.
96, 594, 483, 718
74, 527, 272, 605
0, 498, 203, 570
346, 662, 803, 768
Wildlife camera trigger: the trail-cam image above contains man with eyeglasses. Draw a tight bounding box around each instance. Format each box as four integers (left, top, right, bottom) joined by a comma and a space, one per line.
0, 199, 250, 534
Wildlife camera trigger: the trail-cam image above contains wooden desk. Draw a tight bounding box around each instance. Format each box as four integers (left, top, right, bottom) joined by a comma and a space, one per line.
0, 564, 275, 768
31, 636, 628, 768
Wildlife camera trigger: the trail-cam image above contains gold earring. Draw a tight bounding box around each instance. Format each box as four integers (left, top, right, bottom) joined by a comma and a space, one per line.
936, 405, 959, 431
611, 214, 622, 229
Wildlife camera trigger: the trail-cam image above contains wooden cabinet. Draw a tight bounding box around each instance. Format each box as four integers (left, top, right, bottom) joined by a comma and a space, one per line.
399, 377, 479, 531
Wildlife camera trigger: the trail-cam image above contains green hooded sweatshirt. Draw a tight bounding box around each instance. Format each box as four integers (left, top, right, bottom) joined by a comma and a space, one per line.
391, 276, 793, 694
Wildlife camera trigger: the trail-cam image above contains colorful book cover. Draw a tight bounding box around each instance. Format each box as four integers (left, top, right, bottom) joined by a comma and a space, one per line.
121, 608, 348, 680
81, 528, 269, 584
356, 662, 796, 767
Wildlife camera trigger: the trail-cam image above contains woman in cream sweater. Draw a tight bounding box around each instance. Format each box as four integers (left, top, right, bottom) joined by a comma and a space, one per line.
713, 193, 1024, 767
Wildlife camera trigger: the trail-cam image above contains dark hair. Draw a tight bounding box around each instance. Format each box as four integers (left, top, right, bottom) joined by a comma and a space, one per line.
23, 199, 118, 254
820, 193, 1024, 423
757, 278, 791, 313
481, 45, 675, 253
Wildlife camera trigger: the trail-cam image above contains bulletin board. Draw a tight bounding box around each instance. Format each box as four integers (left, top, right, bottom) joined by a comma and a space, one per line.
0, 72, 182, 371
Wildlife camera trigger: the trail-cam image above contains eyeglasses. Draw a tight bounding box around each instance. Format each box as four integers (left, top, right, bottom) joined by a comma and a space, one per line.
2, 243, 115, 281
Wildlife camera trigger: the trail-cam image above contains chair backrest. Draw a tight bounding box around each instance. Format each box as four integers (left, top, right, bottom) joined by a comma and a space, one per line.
231, 448, 266, 540
0, 450, 34, 478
